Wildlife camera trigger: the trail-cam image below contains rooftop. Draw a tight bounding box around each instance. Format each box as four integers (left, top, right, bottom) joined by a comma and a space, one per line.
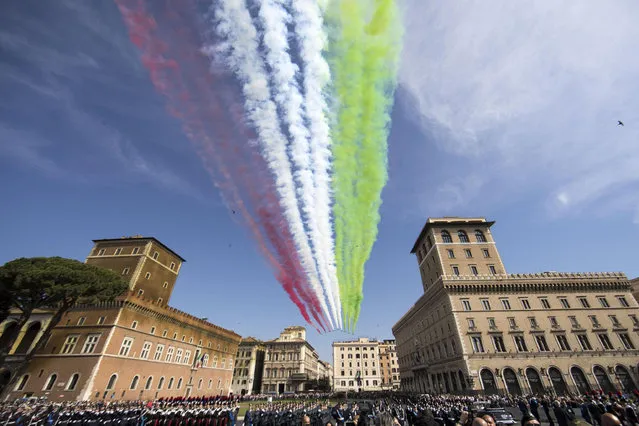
93, 236, 186, 262
410, 217, 494, 253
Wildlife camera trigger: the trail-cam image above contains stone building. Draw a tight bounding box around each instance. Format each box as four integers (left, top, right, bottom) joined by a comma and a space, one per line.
231, 337, 265, 396
379, 340, 400, 390
261, 326, 321, 394
631, 278, 639, 304
1, 236, 241, 401
332, 338, 383, 392
317, 360, 332, 390
393, 217, 639, 395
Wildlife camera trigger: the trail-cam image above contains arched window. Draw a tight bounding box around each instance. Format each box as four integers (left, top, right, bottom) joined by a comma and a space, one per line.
502, 368, 522, 395
570, 366, 590, 395
475, 230, 487, 243
426, 236, 433, 250
458, 231, 469, 243
198, 378, 203, 390
208, 379, 213, 389
167, 377, 174, 389
106, 374, 117, 390
145, 376, 153, 390
593, 366, 615, 393
157, 377, 165, 390
548, 367, 568, 396
213, 356, 218, 368
177, 377, 183, 389
441, 231, 452, 243
15, 374, 29, 391
615, 365, 635, 393
217, 378, 222, 389
202, 354, 209, 367
15, 322, 41, 354
0, 322, 20, 350
43, 374, 57, 391
130, 375, 139, 390
66, 373, 80, 391
525, 368, 544, 394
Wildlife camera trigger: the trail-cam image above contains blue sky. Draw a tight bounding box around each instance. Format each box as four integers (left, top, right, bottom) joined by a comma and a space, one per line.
1, 0, 639, 362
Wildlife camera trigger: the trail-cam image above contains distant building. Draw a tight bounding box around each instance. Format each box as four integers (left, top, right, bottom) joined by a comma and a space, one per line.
261, 326, 322, 394
631, 278, 639, 304
317, 360, 332, 390
1, 236, 241, 401
379, 340, 400, 390
393, 217, 639, 395
231, 337, 265, 396
332, 338, 383, 392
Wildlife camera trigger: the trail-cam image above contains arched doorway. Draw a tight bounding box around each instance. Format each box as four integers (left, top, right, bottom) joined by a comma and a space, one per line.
593, 366, 615, 393
615, 366, 636, 393
0, 322, 19, 350
503, 368, 522, 395
549, 368, 568, 396
14, 322, 41, 354
526, 368, 544, 395
480, 369, 498, 394
570, 366, 591, 395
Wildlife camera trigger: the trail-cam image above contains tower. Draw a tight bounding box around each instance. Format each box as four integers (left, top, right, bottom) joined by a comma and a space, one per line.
410, 217, 507, 292
85, 236, 185, 305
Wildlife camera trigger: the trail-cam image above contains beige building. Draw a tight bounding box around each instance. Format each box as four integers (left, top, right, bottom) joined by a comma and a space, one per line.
393, 217, 639, 396
332, 338, 383, 391
261, 326, 322, 394
231, 337, 265, 396
379, 340, 400, 390
1, 236, 241, 401
631, 278, 639, 304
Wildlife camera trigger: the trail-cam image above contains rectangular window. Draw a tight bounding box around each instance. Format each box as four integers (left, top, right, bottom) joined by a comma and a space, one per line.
489, 265, 497, 275
488, 317, 496, 328
170, 262, 176, 270
569, 316, 579, 327
508, 317, 517, 329
82, 334, 100, 354
521, 299, 531, 310
132, 247, 140, 255
598, 297, 610, 308
184, 350, 191, 365
514, 335, 528, 352
77, 317, 85, 326
501, 299, 512, 310
589, 315, 600, 327
560, 298, 571, 309
61, 335, 79, 354
470, 265, 478, 275
529, 317, 539, 329
535, 335, 550, 352
467, 318, 476, 329
452, 266, 460, 276
114, 248, 122, 255
470, 336, 484, 353
556, 334, 571, 351
154, 344, 165, 361
482, 249, 490, 258
540, 298, 551, 309
153, 251, 159, 260
609, 315, 620, 327
462, 300, 471, 311
122, 268, 130, 275
619, 333, 635, 350
131, 321, 138, 329
97, 248, 106, 256
492, 336, 506, 353
97, 316, 105, 325
618, 296, 630, 307
165, 346, 175, 362
549, 316, 558, 327
140, 342, 152, 359
577, 334, 593, 351
578, 297, 590, 308
119, 337, 134, 356
175, 349, 183, 363
481, 299, 491, 311
464, 249, 473, 258
145, 272, 151, 280
630, 315, 639, 327
598, 334, 614, 350
447, 249, 455, 259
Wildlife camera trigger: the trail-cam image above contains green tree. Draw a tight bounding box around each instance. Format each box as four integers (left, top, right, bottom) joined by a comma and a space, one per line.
0, 257, 128, 391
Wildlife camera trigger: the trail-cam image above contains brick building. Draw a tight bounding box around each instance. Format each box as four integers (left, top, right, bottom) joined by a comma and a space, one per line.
378, 340, 400, 390
393, 217, 639, 395
1, 236, 241, 401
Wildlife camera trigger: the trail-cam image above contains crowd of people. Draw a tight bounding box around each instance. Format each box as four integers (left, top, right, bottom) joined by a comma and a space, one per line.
1, 391, 639, 426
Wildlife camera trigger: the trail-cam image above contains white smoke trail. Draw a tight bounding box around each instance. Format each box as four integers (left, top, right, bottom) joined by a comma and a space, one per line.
210, 0, 334, 330
289, 0, 342, 329
257, 0, 339, 330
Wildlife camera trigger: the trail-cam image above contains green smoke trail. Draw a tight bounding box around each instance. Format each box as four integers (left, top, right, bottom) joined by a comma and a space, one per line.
327, 0, 402, 331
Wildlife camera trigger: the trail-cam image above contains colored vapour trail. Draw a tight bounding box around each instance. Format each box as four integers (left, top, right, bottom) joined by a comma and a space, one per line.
114, 0, 330, 332
326, 0, 402, 331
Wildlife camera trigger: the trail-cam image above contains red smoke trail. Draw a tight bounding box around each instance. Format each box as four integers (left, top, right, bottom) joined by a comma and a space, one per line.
114, 0, 328, 331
